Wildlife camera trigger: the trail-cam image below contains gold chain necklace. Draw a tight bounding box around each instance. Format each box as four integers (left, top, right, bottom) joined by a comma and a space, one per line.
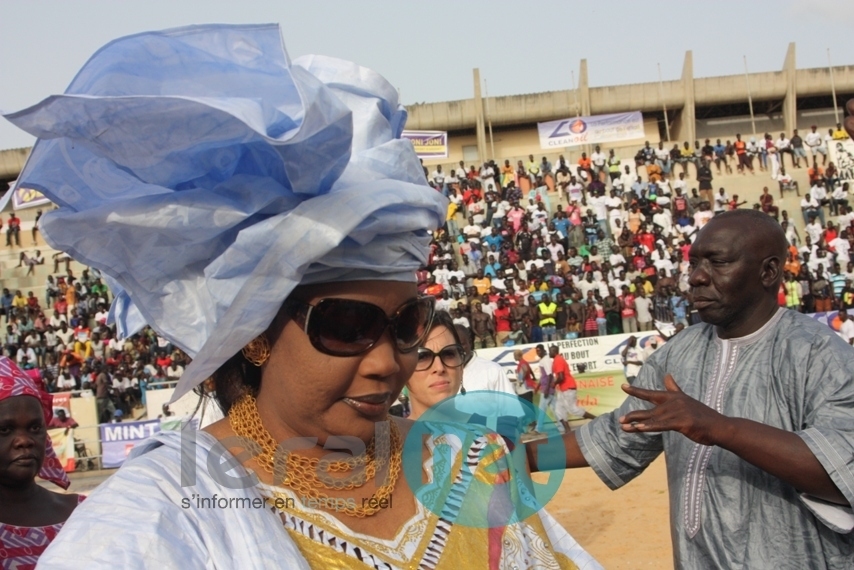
228, 393, 402, 517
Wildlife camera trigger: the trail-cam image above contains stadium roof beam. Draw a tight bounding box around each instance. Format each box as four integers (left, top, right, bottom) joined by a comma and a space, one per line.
783, 42, 797, 134
402, 42, 854, 143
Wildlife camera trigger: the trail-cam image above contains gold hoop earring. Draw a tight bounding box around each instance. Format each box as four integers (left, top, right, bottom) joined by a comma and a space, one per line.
242, 335, 271, 367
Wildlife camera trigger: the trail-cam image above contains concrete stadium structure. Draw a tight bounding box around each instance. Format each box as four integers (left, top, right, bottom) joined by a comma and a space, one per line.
0, 42, 852, 179
404, 43, 854, 167
0, 44, 848, 307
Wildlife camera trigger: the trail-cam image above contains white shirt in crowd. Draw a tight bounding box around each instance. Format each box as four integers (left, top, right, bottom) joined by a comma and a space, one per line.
838, 319, 854, 344
805, 131, 822, 149
635, 296, 653, 323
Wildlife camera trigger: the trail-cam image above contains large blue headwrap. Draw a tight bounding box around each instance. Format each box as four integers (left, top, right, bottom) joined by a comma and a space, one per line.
3, 24, 447, 400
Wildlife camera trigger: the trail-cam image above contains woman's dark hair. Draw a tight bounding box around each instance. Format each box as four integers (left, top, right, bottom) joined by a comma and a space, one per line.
209, 350, 262, 414
430, 310, 464, 348
209, 302, 290, 413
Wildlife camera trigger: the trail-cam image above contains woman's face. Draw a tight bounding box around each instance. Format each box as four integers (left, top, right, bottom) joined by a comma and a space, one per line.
406, 326, 463, 417
0, 396, 46, 487
257, 280, 420, 445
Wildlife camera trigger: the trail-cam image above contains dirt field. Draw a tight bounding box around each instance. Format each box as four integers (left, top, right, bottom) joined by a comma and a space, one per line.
542, 457, 672, 569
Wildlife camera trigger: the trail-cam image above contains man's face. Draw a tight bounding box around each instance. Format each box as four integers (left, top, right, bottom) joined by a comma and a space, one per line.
688, 219, 772, 332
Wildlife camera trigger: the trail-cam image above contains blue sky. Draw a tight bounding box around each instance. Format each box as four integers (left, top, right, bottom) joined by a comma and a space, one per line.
1, 0, 852, 150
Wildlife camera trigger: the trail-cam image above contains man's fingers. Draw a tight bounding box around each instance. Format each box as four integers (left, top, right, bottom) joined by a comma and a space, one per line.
622, 382, 671, 404
621, 383, 655, 401
663, 374, 682, 393
619, 410, 653, 425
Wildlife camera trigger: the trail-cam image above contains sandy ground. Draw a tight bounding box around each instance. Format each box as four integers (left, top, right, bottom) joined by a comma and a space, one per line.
542, 457, 672, 569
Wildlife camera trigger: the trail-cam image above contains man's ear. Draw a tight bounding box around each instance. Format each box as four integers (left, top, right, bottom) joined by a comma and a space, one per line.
761, 255, 783, 289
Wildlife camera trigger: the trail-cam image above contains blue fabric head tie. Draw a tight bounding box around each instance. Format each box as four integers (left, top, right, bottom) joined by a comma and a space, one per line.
3, 24, 447, 401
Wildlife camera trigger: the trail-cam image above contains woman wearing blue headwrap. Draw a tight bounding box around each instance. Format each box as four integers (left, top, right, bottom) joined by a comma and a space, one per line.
6, 24, 599, 569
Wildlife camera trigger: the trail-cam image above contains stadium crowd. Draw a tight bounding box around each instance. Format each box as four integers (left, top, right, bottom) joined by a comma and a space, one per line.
419, 130, 854, 349
2, 128, 854, 425
0, 267, 189, 423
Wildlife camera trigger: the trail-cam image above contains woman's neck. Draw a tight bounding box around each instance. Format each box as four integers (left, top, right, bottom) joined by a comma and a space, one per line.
0, 479, 41, 506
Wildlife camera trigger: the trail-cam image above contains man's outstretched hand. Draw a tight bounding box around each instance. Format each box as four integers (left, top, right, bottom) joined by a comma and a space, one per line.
617, 373, 848, 505
618, 374, 725, 446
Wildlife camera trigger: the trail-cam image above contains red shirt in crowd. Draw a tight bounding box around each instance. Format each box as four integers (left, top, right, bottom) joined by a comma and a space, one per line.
552, 353, 577, 391
493, 306, 512, 332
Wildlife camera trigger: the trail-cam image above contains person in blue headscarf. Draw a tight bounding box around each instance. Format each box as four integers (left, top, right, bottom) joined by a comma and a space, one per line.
6, 24, 600, 569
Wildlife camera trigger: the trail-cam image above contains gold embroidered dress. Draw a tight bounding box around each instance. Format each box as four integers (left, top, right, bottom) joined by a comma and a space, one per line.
262, 425, 599, 569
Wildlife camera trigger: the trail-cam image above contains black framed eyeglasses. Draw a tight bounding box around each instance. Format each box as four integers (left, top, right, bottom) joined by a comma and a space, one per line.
283, 296, 435, 357
415, 344, 466, 371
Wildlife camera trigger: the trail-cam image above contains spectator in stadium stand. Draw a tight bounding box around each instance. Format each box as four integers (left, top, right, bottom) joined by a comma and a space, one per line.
577, 152, 592, 182
710, 139, 728, 175
764, 133, 780, 178
606, 148, 622, 185
653, 141, 670, 177
48, 407, 78, 431
805, 125, 828, 165
696, 159, 713, 205
526, 154, 540, 184
590, 145, 607, 181
837, 309, 854, 345
759, 186, 780, 220
733, 133, 752, 174
791, 129, 807, 168
728, 194, 748, 210
470, 301, 496, 348
777, 166, 799, 197
499, 159, 513, 189
6, 213, 21, 248
540, 156, 553, 178
776, 131, 795, 169
746, 136, 763, 171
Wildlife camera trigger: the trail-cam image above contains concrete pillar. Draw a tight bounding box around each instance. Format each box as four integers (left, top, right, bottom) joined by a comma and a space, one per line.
673, 50, 696, 144
472, 68, 487, 162
578, 59, 591, 116
782, 43, 797, 134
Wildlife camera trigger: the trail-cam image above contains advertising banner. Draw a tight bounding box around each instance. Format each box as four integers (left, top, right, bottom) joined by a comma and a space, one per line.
829, 138, 854, 186
10, 182, 52, 211
52, 392, 72, 418
537, 112, 644, 149
99, 419, 161, 468
402, 130, 449, 158
48, 427, 77, 472
474, 310, 850, 416
476, 330, 664, 416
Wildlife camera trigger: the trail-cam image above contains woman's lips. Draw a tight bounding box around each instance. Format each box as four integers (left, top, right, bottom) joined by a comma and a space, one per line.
343, 393, 391, 417
11, 454, 38, 466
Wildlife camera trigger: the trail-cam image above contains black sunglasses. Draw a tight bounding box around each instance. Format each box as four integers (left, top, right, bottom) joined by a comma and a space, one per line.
283, 296, 435, 357
415, 344, 466, 371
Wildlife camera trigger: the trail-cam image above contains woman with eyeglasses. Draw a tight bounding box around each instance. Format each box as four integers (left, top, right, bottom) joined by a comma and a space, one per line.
11, 24, 599, 570
405, 311, 467, 420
